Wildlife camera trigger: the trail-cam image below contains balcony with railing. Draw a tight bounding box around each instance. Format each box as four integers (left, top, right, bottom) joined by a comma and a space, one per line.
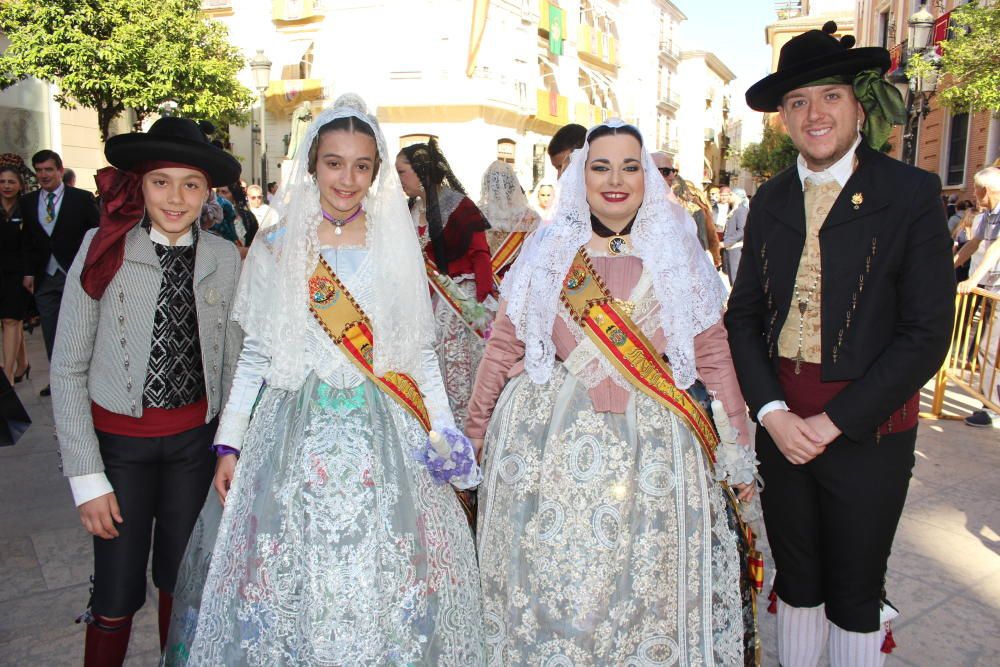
657, 89, 681, 113
578, 23, 618, 68
658, 39, 680, 64
200, 0, 233, 13
271, 0, 324, 23
660, 137, 679, 155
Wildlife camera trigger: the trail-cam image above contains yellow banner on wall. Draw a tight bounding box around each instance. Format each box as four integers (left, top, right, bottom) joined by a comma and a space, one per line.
264, 79, 325, 115
466, 0, 490, 77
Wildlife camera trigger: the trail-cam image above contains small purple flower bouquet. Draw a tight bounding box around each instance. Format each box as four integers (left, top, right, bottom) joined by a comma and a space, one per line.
415, 427, 482, 490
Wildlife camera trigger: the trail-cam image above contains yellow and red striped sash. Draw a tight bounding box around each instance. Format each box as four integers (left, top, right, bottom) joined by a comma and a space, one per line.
560, 248, 763, 595
490, 231, 528, 288
424, 257, 487, 339
308, 258, 431, 432
560, 249, 719, 455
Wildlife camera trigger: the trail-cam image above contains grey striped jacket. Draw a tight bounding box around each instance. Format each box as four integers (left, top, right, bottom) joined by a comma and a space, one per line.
52, 226, 243, 477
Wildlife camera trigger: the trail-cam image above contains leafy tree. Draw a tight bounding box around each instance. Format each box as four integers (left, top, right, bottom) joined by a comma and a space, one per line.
907, 1, 1000, 112
740, 123, 798, 180
0, 0, 254, 142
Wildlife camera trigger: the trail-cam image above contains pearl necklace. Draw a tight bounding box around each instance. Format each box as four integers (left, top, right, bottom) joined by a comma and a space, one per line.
322, 205, 363, 235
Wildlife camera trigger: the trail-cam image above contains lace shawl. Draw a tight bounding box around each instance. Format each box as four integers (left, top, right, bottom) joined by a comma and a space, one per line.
478, 160, 541, 232
231, 94, 436, 390
501, 119, 726, 389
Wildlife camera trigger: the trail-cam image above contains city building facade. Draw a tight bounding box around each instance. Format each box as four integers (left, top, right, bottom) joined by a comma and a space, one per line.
674, 50, 735, 187
204, 0, 694, 199
854, 0, 999, 202
0, 32, 116, 192
766, 0, 856, 72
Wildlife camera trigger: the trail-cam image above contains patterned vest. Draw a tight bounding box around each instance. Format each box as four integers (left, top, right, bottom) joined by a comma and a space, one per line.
777, 177, 844, 363
143, 242, 205, 408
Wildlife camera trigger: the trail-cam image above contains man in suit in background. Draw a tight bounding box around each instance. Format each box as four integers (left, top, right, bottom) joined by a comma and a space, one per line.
726, 22, 954, 667
21, 149, 99, 396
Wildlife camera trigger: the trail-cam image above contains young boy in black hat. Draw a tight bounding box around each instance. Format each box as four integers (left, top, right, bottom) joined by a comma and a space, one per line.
726, 22, 954, 667
50, 117, 243, 666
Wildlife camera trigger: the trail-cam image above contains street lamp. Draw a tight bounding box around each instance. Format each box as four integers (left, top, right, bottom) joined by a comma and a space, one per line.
249, 49, 272, 187
907, 2, 935, 54
897, 2, 939, 166
158, 100, 178, 117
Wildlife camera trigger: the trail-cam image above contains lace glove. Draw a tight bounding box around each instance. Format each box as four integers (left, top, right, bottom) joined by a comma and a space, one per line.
414, 427, 483, 490
711, 400, 765, 527
710, 399, 762, 488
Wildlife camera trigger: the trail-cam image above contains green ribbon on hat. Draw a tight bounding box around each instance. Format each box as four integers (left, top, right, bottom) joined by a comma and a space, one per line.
852, 69, 907, 150
802, 69, 907, 150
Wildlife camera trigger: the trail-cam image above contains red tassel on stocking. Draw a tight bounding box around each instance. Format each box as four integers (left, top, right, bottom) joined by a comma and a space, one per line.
881, 624, 896, 654
767, 588, 777, 614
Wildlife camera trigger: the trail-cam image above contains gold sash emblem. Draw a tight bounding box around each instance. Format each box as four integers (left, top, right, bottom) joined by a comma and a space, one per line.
559, 248, 764, 603
560, 250, 719, 455
308, 258, 431, 431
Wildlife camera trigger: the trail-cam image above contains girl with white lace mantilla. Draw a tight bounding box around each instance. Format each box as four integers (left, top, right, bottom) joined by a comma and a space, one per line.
163, 95, 485, 666
466, 121, 761, 666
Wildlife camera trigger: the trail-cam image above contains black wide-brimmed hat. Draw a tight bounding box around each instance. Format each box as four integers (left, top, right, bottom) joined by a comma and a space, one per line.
105, 116, 241, 186
746, 21, 891, 112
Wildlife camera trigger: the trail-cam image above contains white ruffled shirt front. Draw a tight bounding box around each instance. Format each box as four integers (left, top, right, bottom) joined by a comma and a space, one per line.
215, 245, 457, 450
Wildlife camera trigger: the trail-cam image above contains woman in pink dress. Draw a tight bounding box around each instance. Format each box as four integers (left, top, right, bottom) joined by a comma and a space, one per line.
467, 120, 761, 666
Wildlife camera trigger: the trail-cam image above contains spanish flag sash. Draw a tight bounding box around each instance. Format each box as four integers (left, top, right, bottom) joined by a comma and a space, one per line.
560, 249, 764, 600
424, 257, 488, 339
308, 258, 432, 432
490, 231, 528, 288
560, 249, 719, 456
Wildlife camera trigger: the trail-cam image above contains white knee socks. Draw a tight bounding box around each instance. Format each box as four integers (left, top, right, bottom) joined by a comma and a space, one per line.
828, 623, 885, 667
776, 598, 828, 667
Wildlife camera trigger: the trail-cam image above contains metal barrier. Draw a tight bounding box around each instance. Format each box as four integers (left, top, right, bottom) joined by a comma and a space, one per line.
927, 287, 1000, 418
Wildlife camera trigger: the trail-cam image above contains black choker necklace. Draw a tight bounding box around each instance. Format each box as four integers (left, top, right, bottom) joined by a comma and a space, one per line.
590, 213, 636, 255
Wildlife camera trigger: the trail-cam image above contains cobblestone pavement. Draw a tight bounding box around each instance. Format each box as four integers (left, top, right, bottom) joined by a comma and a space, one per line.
1, 332, 998, 666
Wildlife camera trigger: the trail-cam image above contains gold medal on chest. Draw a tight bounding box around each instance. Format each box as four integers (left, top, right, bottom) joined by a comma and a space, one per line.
592, 212, 635, 257
608, 236, 628, 255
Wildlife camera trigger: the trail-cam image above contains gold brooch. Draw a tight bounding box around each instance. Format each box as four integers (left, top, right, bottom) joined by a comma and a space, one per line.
851, 192, 864, 210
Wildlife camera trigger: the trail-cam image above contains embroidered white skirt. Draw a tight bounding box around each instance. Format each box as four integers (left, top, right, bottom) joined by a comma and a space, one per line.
164, 373, 485, 666
478, 364, 750, 666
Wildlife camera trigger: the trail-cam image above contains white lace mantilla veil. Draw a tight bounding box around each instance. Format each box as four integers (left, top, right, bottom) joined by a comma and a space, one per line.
478, 159, 540, 232
231, 93, 436, 388
501, 118, 727, 389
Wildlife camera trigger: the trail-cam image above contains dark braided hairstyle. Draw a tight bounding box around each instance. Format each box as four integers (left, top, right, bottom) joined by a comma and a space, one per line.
398, 138, 482, 274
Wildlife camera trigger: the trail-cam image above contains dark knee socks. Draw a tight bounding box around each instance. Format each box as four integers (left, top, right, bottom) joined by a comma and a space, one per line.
158, 590, 173, 652
84, 614, 133, 667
